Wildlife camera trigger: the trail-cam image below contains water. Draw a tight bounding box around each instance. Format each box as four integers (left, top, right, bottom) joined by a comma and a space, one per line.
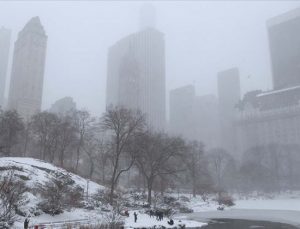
200, 219, 300, 229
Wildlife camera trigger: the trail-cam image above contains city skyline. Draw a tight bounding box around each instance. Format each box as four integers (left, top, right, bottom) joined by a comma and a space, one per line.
0, 2, 300, 116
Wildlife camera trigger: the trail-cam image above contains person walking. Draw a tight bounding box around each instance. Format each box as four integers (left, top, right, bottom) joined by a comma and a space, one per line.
24, 218, 29, 229
134, 212, 138, 223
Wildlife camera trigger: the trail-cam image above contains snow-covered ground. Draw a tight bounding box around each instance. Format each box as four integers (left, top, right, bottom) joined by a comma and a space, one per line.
4, 157, 300, 228
125, 211, 206, 228
0, 157, 105, 194
0, 157, 108, 228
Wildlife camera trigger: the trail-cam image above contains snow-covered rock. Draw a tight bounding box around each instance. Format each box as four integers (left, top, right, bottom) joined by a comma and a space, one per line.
0, 157, 105, 195
0, 157, 107, 228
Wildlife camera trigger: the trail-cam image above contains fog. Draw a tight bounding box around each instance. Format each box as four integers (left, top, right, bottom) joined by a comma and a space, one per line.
1, 1, 299, 115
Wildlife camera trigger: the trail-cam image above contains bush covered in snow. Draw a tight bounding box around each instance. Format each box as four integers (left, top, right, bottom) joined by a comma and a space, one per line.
216, 193, 235, 207
38, 173, 84, 215
0, 170, 28, 227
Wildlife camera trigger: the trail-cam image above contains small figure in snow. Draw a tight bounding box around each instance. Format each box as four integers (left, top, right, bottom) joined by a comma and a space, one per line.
167, 219, 174, 225
125, 210, 129, 217
24, 218, 30, 229
178, 220, 186, 229
149, 209, 154, 218
134, 212, 138, 223
217, 205, 224, 211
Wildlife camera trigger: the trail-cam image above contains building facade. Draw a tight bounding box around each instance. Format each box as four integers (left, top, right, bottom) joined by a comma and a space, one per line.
236, 8, 300, 155
217, 68, 241, 155
267, 7, 300, 89
236, 87, 300, 154
169, 85, 220, 148
49, 97, 76, 115
106, 28, 166, 130
8, 17, 47, 119
0, 27, 11, 108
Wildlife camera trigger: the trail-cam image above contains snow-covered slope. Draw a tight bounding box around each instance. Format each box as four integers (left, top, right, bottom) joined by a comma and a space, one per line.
0, 157, 105, 195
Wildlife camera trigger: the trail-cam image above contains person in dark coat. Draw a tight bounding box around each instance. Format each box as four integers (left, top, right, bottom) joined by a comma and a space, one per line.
24, 218, 29, 229
134, 212, 138, 223
167, 219, 174, 225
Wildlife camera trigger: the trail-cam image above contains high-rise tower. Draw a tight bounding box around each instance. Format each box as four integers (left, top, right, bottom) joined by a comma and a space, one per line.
106, 7, 165, 130
218, 68, 240, 154
0, 27, 11, 108
8, 17, 47, 119
267, 8, 300, 89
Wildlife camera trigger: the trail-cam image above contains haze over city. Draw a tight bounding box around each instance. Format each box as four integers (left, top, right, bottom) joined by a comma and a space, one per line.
4, 1, 300, 228
1, 1, 300, 115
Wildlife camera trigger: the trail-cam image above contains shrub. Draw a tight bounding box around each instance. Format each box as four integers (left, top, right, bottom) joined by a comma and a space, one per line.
179, 196, 190, 202
163, 196, 177, 205
179, 206, 193, 213
217, 193, 235, 207
0, 170, 28, 226
38, 173, 83, 215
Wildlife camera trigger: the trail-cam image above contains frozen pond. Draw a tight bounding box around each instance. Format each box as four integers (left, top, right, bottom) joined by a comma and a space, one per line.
200, 219, 299, 229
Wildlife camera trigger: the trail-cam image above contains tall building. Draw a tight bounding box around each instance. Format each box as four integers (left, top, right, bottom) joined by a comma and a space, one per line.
194, 94, 220, 148
169, 85, 195, 139
236, 87, 300, 154
169, 85, 220, 148
0, 27, 11, 108
106, 27, 165, 130
49, 97, 76, 115
217, 68, 241, 155
8, 17, 47, 119
267, 7, 300, 89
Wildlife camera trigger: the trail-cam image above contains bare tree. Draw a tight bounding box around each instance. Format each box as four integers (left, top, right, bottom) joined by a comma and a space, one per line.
57, 115, 76, 168
0, 170, 27, 227
185, 141, 212, 197
101, 106, 145, 205
134, 131, 185, 205
207, 148, 234, 201
72, 109, 94, 172
31, 112, 60, 161
0, 110, 24, 156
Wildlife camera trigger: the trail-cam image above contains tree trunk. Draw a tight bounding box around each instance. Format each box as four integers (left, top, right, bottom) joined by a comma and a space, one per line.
192, 176, 196, 197
147, 185, 152, 205
109, 154, 119, 205
147, 178, 153, 205
102, 163, 106, 184
89, 158, 94, 179
75, 146, 80, 172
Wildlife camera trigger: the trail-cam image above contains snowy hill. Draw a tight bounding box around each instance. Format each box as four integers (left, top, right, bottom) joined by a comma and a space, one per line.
0, 157, 104, 195
0, 157, 108, 228
0, 157, 207, 228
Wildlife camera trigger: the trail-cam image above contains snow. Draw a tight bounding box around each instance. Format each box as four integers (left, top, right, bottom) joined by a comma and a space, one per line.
0, 157, 105, 195
233, 198, 300, 211
182, 192, 300, 227
257, 85, 300, 97
7, 157, 300, 228
124, 211, 207, 228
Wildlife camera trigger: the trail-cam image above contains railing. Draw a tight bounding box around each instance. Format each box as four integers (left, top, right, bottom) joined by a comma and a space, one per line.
29, 218, 91, 229
29, 219, 123, 229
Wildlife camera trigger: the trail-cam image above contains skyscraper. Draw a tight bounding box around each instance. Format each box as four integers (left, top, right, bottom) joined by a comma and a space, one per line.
8, 17, 47, 119
267, 7, 300, 89
169, 85, 220, 148
106, 11, 166, 130
0, 27, 11, 108
169, 85, 195, 139
217, 68, 240, 154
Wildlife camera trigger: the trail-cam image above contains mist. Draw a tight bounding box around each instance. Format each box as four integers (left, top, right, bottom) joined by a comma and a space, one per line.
1, 1, 299, 116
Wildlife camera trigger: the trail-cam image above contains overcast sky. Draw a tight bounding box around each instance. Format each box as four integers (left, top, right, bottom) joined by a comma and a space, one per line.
1, 1, 300, 116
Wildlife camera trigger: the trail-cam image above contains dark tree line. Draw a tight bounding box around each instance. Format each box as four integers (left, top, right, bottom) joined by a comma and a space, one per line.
1, 106, 300, 207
